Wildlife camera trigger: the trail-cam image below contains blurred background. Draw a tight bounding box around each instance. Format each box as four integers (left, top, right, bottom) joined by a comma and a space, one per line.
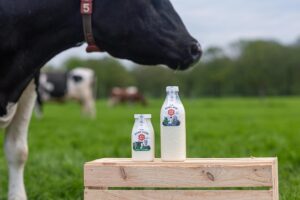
1, 0, 300, 199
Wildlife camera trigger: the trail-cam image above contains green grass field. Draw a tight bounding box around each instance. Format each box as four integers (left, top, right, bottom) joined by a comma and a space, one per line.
0, 98, 300, 199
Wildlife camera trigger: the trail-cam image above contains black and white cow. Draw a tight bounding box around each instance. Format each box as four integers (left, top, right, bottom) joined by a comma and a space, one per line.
36, 68, 96, 118
0, 0, 202, 199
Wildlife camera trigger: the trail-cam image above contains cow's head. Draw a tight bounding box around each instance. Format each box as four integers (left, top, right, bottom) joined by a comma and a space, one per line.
93, 0, 202, 70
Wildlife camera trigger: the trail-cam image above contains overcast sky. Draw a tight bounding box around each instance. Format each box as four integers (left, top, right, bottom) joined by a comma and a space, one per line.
48, 0, 300, 67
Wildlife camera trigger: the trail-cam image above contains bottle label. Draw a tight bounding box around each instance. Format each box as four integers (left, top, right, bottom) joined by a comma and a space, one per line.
132, 130, 151, 151
162, 105, 181, 126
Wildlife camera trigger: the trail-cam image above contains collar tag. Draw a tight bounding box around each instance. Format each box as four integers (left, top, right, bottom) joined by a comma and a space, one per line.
81, 0, 93, 14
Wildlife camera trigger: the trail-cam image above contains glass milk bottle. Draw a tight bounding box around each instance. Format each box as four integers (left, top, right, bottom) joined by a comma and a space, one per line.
160, 86, 186, 161
132, 114, 155, 162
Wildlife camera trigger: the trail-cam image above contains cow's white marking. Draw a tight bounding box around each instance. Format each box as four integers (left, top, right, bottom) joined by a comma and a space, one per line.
39, 74, 53, 100
5, 80, 36, 200
67, 68, 96, 118
126, 86, 138, 95
0, 103, 18, 128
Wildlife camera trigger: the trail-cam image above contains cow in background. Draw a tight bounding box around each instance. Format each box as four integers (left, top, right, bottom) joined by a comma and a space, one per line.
108, 87, 147, 106
36, 68, 96, 118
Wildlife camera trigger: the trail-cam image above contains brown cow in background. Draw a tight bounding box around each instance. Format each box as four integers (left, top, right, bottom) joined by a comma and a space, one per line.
108, 87, 147, 106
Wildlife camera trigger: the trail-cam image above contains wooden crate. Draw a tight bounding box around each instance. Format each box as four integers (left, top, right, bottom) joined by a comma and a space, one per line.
84, 158, 279, 200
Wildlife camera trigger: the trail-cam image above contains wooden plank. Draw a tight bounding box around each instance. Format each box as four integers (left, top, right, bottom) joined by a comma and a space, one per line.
86, 158, 277, 166
85, 189, 273, 200
272, 158, 279, 200
85, 159, 273, 188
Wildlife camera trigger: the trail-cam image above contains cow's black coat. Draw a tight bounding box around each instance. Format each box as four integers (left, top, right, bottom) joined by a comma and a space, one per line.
0, 0, 202, 116
0, 0, 84, 116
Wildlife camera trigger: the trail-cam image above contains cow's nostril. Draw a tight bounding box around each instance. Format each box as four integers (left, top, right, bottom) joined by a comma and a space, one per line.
190, 42, 202, 58
178, 42, 202, 70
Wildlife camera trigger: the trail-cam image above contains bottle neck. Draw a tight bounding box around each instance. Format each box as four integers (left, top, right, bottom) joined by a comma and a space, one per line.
135, 116, 148, 127
165, 91, 181, 104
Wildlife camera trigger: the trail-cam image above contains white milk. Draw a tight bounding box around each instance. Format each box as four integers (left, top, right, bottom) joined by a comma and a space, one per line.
132, 114, 155, 161
160, 86, 186, 161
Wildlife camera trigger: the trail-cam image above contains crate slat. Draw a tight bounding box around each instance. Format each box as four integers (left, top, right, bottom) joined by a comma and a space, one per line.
85, 158, 273, 188
272, 159, 279, 200
86, 158, 276, 166
84, 158, 278, 200
84, 189, 273, 200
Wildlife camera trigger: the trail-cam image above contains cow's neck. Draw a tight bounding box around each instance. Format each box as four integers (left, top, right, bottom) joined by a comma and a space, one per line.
31, 0, 85, 52
0, 0, 86, 116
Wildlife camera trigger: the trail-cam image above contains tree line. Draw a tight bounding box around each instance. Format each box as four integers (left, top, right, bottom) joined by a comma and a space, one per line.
46, 39, 300, 98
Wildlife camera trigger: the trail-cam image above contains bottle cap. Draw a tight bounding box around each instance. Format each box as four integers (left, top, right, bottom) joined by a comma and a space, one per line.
134, 114, 152, 119
166, 86, 179, 92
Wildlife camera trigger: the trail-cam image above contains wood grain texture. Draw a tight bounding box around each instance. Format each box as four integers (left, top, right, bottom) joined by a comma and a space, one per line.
84, 158, 278, 200
272, 158, 279, 200
86, 158, 277, 166
84, 158, 274, 188
84, 189, 273, 200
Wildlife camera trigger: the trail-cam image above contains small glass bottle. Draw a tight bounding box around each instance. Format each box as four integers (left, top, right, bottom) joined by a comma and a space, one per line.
160, 86, 186, 161
132, 114, 155, 161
